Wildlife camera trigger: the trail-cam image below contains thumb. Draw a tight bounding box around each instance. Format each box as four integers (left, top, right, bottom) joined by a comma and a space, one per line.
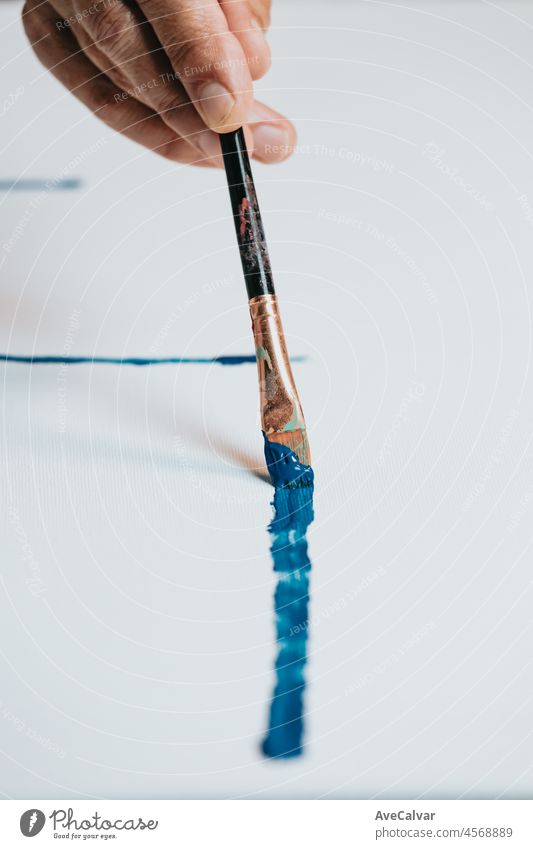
138, 0, 254, 131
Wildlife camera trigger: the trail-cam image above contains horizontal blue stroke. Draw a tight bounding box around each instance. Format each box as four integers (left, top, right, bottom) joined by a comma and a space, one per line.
0, 354, 305, 367
0, 178, 82, 191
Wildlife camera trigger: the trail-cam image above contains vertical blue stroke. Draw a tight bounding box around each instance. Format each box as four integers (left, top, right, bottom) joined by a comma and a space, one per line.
262, 482, 315, 759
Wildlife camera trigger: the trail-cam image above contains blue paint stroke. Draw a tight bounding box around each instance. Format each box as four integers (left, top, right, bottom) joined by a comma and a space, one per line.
3, 345, 315, 757
263, 433, 314, 488
262, 477, 315, 759
0, 354, 305, 367
0, 178, 82, 191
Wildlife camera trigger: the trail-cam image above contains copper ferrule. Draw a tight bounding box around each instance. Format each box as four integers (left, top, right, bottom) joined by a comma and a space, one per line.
249, 294, 307, 438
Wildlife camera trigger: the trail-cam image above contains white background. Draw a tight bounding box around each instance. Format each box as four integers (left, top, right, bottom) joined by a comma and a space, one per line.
1, 0, 533, 799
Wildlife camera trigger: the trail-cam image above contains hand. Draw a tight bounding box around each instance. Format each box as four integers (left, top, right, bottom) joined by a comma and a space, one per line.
22, 0, 296, 167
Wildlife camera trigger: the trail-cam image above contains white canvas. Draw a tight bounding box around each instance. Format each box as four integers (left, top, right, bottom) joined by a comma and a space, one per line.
1, 0, 532, 799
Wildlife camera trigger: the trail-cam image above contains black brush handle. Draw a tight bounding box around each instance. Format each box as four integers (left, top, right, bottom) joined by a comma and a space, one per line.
220, 127, 275, 300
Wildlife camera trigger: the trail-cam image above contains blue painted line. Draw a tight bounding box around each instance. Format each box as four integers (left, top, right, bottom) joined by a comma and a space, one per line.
0, 354, 305, 367
262, 481, 315, 759
1, 344, 314, 759
0, 178, 82, 191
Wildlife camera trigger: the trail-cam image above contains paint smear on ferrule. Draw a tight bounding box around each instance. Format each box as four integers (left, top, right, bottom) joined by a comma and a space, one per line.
262, 481, 314, 759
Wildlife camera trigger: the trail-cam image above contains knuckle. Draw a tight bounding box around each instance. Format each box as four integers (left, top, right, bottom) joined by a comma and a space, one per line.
157, 86, 186, 116
91, 6, 134, 54
171, 39, 217, 80
103, 64, 132, 95
169, 22, 220, 74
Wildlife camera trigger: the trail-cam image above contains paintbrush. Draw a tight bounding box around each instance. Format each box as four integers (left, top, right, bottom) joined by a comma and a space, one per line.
220, 127, 313, 488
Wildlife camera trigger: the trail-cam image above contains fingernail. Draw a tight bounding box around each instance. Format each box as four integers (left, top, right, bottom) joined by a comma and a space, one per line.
251, 123, 292, 161
194, 82, 235, 129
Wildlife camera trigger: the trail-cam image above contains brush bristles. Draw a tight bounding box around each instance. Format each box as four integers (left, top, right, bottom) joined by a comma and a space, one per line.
265, 429, 311, 468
